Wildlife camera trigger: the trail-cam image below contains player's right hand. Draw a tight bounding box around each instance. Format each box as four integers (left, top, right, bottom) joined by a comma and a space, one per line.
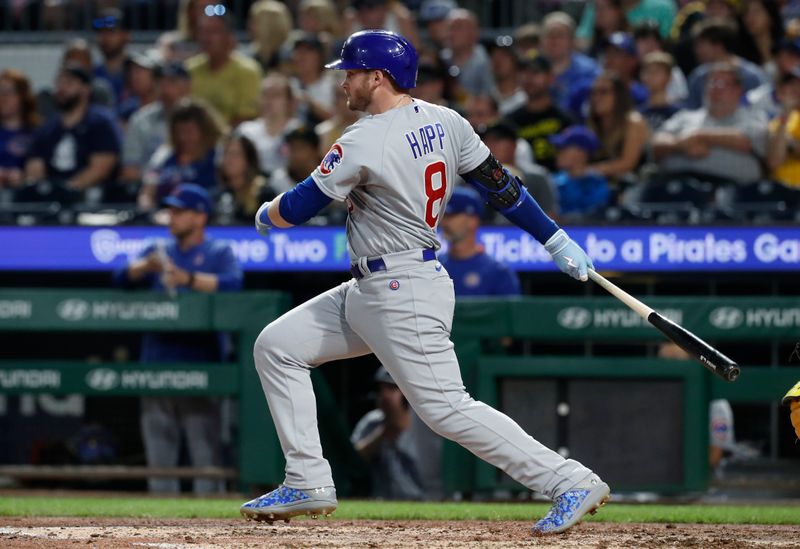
255, 201, 273, 235
544, 229, 594, 282
142, 252, 165, 274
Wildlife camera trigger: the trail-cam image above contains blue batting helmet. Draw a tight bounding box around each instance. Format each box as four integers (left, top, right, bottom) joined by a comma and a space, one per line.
325, 30, 418, 89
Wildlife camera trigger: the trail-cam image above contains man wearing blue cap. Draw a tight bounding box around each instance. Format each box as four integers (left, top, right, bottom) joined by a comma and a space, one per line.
439, 186, 521, 296
92, 8, 132, 111
114, 183, 242, 494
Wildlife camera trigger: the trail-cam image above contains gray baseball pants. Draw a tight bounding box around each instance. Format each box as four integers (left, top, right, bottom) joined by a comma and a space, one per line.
140, 396, 223, 494
253, 249, 594, 498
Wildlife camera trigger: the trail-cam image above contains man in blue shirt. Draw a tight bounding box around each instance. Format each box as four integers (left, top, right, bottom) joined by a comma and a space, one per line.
24, 64, 121, 205
439, 186, 521, 297
114, 184, 242, 493
91, 8, 131, 111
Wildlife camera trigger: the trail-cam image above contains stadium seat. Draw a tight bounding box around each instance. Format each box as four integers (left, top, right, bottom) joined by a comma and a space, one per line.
638, 177, 716, 206
71, 204, 144, 226
12, 180, 83, 206
713, 181, 800, 223
616, 178, 714, 224
0, 202, 64, 225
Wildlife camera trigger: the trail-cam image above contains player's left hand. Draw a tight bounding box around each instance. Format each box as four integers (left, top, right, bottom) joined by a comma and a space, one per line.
255, 201, 272, 235
544, 229, 594, 282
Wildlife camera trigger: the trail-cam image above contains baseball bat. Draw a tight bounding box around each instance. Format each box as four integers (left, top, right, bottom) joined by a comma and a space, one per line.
587, 270, 740, 382
156, 240, 177, 300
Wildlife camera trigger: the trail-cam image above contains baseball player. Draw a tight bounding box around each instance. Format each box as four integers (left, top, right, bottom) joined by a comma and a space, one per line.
114, 184, 243, 494
240, 30, 609, 535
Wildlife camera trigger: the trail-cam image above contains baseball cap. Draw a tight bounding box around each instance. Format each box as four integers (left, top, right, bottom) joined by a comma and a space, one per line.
162, 183, 213, 214
60, 63, 92, 85
490, 35, 515, 49
486, 35, 522, 64
418, 0, 456, 23
520, 52, 552, 73
373, 365, 397, 386
352, 0, 387, 9
162, 61, 190, 80
92, 8, 125, 31
445, 186, 485, 217
480, 121, 518, 142
285, 126, 321, 148
293, 33, 324, 53
549, 125, 600, 153
129, 52, 161, 73
606, 32, 636, 56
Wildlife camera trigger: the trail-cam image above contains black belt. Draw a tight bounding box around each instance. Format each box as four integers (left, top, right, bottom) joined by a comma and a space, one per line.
350, 248, 437, 280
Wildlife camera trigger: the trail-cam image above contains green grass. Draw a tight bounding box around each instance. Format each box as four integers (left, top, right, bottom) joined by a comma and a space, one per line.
0, 497, 798, 525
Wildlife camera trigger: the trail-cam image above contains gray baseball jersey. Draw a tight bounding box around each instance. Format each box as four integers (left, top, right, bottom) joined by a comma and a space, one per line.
252, 97, 597, 501
312, 99, 489, 260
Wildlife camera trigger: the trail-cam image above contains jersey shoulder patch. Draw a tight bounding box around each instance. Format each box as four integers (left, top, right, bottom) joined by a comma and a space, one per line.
319, 143, 344, 176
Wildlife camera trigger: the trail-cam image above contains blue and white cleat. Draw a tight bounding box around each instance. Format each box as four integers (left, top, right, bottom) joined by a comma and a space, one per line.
240, 485, 337, 523
532, 475, 610, 535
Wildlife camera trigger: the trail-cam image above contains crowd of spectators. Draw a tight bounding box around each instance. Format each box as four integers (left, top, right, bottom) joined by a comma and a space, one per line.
2, 0, 800, 227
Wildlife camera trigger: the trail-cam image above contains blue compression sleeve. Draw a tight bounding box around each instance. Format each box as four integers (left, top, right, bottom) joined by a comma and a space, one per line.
498, 186, 560, 244
278, 176, 333, 225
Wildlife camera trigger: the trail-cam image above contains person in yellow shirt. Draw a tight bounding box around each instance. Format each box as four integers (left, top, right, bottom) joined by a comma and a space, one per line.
766, 67, 800, 188
784, 381, 800, 440
186, 10, 262, 126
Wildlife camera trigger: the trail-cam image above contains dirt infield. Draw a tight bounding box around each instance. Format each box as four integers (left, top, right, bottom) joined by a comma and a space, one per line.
1, 518, 798, 548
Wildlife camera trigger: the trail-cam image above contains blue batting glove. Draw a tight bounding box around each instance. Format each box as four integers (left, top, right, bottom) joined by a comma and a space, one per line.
544, 229, 594, 282
255, 201, 273, 235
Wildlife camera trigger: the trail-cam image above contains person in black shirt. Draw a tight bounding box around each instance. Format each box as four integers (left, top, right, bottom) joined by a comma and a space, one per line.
504, 54, 573, 171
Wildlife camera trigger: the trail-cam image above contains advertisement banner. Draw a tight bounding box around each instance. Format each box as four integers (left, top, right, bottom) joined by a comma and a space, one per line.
0, 290, 210, 330
0, 363, 238, 395
0, 226, 798, 272
498, 297, 800, 340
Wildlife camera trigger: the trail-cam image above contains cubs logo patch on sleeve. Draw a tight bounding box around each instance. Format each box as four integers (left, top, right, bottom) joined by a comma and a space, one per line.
319, 143, 343, 175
